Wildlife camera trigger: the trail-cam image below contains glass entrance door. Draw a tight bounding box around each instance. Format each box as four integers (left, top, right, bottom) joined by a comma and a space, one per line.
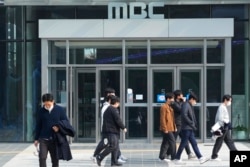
152, 67, 203, 140
75, 70, 96, 142
74, 68, 121, 142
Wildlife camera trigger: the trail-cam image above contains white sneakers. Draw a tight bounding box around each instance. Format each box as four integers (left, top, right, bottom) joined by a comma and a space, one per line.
174, 159, 186, 165
158, 158, 171, 162
118, 158, 126, 163
211, 157, 222, 161
188, 152, 196, 159
199, 156, 210, 164
119, 155, 128, 161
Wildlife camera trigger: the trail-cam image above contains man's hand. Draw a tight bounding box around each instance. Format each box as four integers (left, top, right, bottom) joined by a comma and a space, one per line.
34, 140, 39, 147
52, 126, 59, 132
123, 128, 127, 133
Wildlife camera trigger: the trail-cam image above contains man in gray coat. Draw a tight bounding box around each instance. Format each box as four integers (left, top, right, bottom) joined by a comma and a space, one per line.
174, 92, 209, 165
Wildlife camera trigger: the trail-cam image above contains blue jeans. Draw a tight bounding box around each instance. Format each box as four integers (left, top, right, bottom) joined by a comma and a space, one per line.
175, 129, 202, 160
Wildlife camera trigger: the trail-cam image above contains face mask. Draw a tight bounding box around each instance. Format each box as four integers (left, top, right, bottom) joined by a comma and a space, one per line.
44, 105, 53, 112
227, 101, 231, 106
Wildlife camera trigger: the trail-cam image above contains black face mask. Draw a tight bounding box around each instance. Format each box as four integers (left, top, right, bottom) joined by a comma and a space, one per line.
179, 98, 184, 102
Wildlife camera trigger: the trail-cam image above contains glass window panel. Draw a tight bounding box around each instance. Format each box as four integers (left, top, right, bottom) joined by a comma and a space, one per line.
69, 41, 122, 64
0, 42, 24, 141
125, 69, 147, 103
207, 68, 222, 102
151, 41, 202, 64
26, 6, 75, 21
207, 40, 223, 63
26, 42, 41, 141
49, 68, 67, 105
234, 21, 248, 39
125, 107, 147, 139
153, 70, 173, 103
49, 41, 66, 64
76, 6, 107, 19
232, 39, 245, 94
153, 107, 161, 137
77, 72, 96, 140
0, 7, 6, 40
180, 70, 200, 98
26, 23, 38, 40
6, 7, 23, 40
169, 5, 210, 18
194, 106, 201, 138
211, 5, 247, 20
206, 107, 218, 138
126, 41, 147, 64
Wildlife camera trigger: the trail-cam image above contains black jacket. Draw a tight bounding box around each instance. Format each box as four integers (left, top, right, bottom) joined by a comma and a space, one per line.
172, 101, 183, 126
181, 102, 197, 131
53, 120, 75, 161
102, 105, 125, 135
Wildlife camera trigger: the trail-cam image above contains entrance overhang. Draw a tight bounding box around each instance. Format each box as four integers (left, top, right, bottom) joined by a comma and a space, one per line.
39, 18, 233, 39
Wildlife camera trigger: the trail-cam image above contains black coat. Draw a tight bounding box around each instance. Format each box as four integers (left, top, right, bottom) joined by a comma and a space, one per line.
53, 120, 75, 161
102, 105, 125, 135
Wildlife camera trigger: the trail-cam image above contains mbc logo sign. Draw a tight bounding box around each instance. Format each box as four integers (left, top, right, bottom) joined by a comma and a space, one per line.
108, 2, 165, 19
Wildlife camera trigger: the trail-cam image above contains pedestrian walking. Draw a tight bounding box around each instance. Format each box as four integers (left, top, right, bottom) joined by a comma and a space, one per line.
174, 92, 209, 164
90, 88, 127, 164
34, 93, 73, 167
211, 94, 237, 161
95, 96, 127, 166
158, 92, 177, 162
166, 90, 196, 160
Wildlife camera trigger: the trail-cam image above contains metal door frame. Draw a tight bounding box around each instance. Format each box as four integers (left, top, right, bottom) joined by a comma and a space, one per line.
150, 66, 204, 141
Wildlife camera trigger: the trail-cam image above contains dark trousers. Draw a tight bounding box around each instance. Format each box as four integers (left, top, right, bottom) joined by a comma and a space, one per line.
175, 129, 202, 160
167, 125, 192, 155
98, 134, 119, 165
211, 129, 237, 159
93, 134, 108, 156
39, 139, 59, 167
159, 131, 176, 160
94, 134, 121, 159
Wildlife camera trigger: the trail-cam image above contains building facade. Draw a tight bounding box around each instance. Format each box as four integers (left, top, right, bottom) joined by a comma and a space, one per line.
0, 0, 249, 143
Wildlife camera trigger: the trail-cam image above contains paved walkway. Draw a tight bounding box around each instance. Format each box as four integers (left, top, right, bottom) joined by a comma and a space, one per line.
1, 142, 250, 167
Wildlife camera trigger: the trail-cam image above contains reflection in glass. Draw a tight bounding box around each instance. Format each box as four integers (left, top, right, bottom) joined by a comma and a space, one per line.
126, 41, 147, 64
180, 70, 200, 99
48, 41, 66, 64
151, 41, 202, 64
49, 68, 67, 105
153, 70, 173, 103
0, 42, 24, 141
125, 107, 147, 139
69, 41, 122, 64
207, 40, 223, 63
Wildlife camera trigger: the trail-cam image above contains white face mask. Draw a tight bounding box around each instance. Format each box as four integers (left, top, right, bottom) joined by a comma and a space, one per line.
227, 101, 231, 106
44, 105, 53, 112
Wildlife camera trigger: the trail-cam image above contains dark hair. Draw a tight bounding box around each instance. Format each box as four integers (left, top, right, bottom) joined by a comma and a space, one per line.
42, 93, 54, 102
110, 96, 120, 105
222, 94, 232, 102
165, 92, 174, 100
188, 92, 198, 101
104, 87, 115, 96
173, 90, 182, 98
106, 95, 115, 102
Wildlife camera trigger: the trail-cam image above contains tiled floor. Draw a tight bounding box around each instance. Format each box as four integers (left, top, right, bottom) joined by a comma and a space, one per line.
1, 142, 250, 167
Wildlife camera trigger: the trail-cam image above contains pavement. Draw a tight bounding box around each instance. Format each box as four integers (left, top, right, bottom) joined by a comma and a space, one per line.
1, 142, 250, 167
